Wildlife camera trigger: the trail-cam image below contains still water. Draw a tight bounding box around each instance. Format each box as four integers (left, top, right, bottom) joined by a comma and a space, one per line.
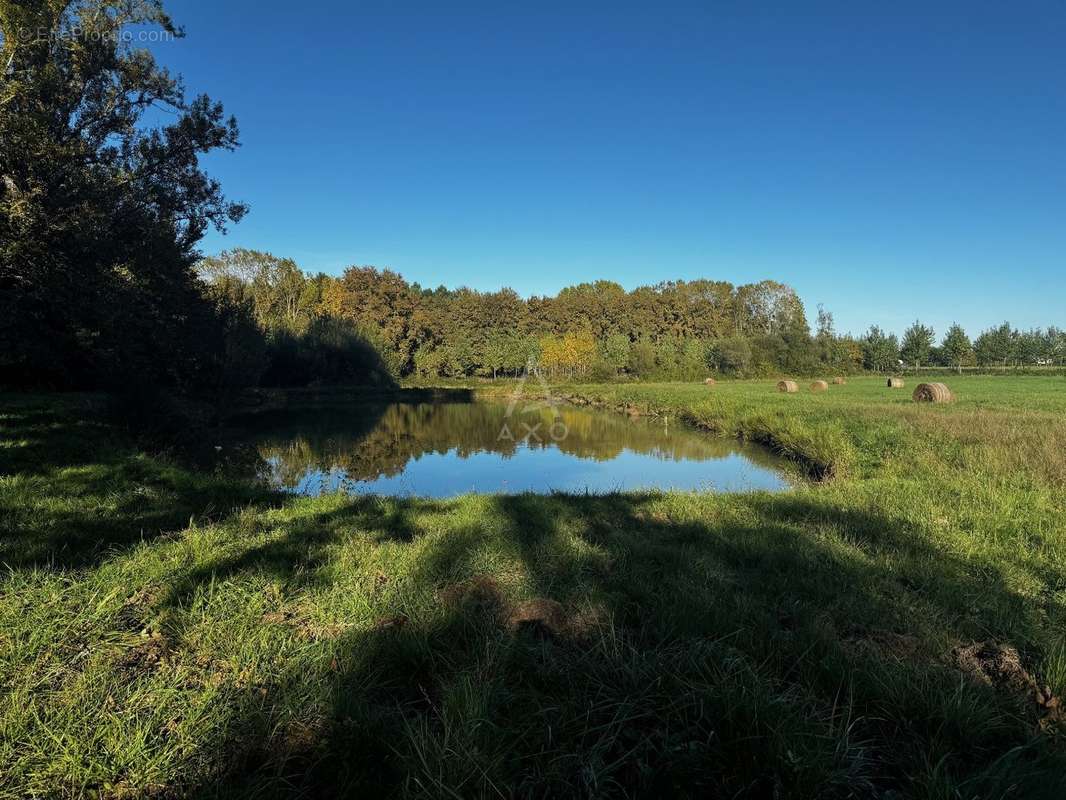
233, 400, 789, 498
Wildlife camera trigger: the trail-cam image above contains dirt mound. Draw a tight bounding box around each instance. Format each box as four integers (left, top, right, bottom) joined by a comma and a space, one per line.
438, 575, 504, 612
506, 598, 567, 639
261, 607, 351, 641
116, 632, 169, 673
261, 609, 298, 625
440, 576, 588, 642
269, 719, 325, 760
117, 585, 163, 632
953, 641, 1034, 692
567, 603, 610, 639
951, 641, 1062, 725
373, 614, 408, 632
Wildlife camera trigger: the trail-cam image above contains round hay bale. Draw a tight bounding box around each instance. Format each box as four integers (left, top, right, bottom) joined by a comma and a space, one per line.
887, 377, 905, 388
810, 380, 829, 393
832, 376, 846, 385
704, 378, 716, 386
777, 380, 799, 393
913, 382, 954, 403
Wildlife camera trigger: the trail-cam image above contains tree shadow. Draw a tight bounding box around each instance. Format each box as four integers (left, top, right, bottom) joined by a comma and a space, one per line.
0, 397, 382, 569
160, 491, 1066, 798
0, 388, 470, 570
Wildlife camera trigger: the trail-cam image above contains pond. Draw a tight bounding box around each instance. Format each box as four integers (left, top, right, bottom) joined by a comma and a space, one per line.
230, 398, 790, 498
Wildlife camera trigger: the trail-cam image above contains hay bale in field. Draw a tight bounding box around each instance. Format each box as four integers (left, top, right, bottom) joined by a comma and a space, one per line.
913, 382, 954, 403
777, 380, 799, 393
887, 377, 905, 388
704, 378, 716, 386
832, 376, 846, 385
810, 380, 829, 393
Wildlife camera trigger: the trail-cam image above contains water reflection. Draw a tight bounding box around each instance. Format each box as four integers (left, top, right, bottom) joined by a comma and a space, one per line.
235, 401, 789, 497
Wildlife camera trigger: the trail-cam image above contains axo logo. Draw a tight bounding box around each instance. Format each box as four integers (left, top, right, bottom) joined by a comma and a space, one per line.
498, 362, 569, 444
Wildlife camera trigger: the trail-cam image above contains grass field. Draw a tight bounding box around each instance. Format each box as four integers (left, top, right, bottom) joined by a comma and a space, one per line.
2, 376, 1065, 798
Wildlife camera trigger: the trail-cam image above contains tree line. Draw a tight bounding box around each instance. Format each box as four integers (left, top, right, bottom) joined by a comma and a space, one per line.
863, 321, 1065, 374
197, 250, 1066, 383
198, 249, 827, 383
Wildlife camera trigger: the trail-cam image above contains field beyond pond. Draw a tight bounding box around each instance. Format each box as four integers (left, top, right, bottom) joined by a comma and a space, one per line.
2, 376, 1065, 798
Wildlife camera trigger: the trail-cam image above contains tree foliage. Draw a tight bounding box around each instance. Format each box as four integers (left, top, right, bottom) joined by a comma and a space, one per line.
1, 0, 246, 389
941, 324, 972, 374
900, 321, 935, 371
862, 326, 900, 372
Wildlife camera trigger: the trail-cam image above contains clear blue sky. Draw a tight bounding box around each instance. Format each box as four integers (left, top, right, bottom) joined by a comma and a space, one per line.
158, 0, 1065, 338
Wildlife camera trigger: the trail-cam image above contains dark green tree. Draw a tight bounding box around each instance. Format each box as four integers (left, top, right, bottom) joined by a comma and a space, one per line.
0, 0, 246, 388
900, 321, 935, 372
1014, 329, 1046, 367
480, 335, 507, 379
711, 337, 752, 375
814, 304, 849, 370
627, 339, 657, 378
862, 326, 900, 372
601, 334, 631, 375
941, 323, 972, 374
974, 322, 1015, 366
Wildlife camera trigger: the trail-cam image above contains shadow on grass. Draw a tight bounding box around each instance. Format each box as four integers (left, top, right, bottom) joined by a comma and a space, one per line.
158, 492, 1066, 799
4, 396, 1063, 796
0, 397, 386, 569
0, 390, 486, 569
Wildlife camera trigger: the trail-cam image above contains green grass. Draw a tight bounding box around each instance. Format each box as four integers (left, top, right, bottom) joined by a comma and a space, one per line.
2, 376, 1065, 798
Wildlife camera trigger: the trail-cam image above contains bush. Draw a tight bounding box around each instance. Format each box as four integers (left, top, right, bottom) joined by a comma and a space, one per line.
628, 340, 657, 378
588, 359, 617, 382
712, 337, 753, 376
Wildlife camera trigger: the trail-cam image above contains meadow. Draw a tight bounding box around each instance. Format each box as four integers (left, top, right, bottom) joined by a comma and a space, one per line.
2, 375, 1065, 798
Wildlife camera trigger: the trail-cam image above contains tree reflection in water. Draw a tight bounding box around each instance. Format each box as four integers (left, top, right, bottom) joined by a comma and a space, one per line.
238, 402, 789, 496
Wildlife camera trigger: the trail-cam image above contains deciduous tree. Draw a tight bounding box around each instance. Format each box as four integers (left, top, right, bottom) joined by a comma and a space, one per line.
900, 321, 935, 371
0, 0, 246, 388
941, 324, 972, 374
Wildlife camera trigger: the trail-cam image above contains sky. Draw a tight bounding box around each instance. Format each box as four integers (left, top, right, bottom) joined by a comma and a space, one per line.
154, 0, 1065, 337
